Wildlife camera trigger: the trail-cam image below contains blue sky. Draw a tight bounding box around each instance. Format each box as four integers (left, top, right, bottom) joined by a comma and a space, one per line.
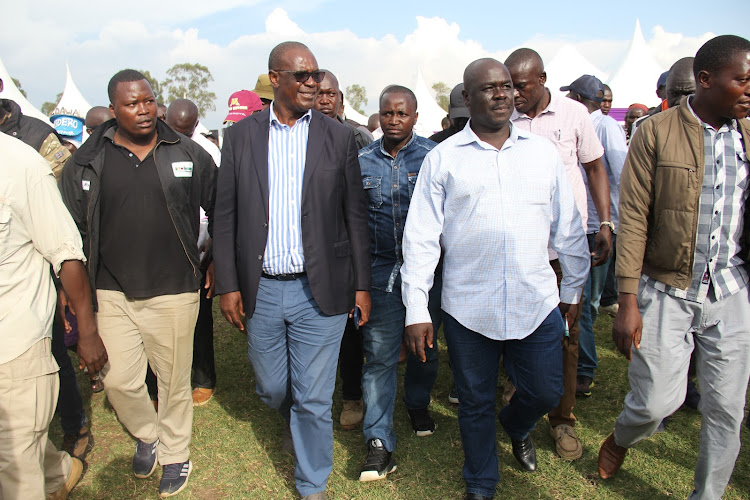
185, 0, 747, 51
1, 0, 748, 128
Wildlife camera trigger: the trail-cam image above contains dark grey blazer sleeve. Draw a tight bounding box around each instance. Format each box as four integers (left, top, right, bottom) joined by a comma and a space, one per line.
213, 126, 240, 294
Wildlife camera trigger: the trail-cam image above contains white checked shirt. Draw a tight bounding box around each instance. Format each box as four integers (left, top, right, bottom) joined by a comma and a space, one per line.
263, 103, 311, 275
401, 122, 590, 340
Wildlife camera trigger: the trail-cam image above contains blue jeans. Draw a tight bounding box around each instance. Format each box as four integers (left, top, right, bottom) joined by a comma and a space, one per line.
403, 267, 443, 410
578, 233, 612, 380
362, 275, 441, 451
245, 276, 347, 497
444, 310, 564, 498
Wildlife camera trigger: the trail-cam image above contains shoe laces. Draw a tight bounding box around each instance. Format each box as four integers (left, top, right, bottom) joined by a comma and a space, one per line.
363, 439, 389, 466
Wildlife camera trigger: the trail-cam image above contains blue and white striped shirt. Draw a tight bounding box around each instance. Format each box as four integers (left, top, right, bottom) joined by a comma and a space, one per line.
263, 104, 311, 275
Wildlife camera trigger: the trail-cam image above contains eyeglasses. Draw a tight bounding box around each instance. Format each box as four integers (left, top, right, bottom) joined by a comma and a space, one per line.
273, 70, 326, 83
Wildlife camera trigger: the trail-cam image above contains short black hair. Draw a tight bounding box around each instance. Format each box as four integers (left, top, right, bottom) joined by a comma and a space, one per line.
268, 41, 310, 71
108, 69, 148, 103
694, 35, 750, 80
379, 85, 418, 109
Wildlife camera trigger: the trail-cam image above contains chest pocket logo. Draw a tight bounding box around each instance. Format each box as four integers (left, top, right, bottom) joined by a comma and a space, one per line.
172, 161, 193, 178
82, 180, 90, 191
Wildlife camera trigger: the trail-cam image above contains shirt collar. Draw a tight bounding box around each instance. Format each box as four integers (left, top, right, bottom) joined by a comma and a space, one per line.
686, 95, 737, 134
377, 132, 417, 158
269, 102, 312, 127
512, 88, 557, 121
455, 120, 529, 151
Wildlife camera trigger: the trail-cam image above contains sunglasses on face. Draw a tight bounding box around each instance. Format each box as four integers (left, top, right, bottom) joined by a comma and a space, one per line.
274, 70, 326, 83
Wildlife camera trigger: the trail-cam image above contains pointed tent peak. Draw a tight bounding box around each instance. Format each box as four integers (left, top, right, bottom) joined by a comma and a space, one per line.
630, 18, 648, 49
412, 68, 450, 137
546, 44, 609, 95
51, 63, 91, 119
0, 57, 50, 122
607, 19, 665, 109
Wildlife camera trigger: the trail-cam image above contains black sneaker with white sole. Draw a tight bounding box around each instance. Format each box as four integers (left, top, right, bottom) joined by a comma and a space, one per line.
133, 439, 158, 478
159, 460, 192, 497
359, 439, 396, 482
407, 407, 436, 437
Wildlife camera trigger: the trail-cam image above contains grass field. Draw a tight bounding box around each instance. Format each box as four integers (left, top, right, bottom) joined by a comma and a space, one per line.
51, 306, 750, 499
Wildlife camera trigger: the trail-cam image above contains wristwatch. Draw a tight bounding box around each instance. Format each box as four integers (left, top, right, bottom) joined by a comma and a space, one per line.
600, 220, 615, 233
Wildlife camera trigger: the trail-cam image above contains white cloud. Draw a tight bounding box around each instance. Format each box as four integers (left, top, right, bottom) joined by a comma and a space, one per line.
0, 7, 714, 129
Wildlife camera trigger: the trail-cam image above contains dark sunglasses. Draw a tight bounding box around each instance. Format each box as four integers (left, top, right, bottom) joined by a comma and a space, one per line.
274, 70, 326, 83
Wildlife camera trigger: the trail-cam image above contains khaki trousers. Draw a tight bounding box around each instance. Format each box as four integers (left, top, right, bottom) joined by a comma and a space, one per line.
0, 338, 71, 499
97, 290, 199, 465
547, 258, 583, 428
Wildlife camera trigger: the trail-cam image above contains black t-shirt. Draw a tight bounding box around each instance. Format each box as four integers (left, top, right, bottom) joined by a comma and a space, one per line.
97, 134, 197, 298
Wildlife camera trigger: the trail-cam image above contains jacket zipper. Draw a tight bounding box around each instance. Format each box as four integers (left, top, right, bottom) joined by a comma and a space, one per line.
86, 174, 96, 276
153, 141, 198, 278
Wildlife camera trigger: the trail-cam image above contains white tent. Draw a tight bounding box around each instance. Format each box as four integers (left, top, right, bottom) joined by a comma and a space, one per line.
607, 19, 665, 109
343, 97, 369, 126
0, 57, 50, 122
51, 63, 91, 119
412, 69, 448, 137
545, 44, 609, 95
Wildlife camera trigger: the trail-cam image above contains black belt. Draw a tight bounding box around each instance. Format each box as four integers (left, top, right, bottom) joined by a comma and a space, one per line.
261, 271, 306, 281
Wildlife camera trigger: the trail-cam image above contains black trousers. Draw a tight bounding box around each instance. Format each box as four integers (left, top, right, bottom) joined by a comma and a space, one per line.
338, 317, 363, 400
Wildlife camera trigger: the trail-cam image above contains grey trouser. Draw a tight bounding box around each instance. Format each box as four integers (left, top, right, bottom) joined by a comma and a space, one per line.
614, 278, 750, 500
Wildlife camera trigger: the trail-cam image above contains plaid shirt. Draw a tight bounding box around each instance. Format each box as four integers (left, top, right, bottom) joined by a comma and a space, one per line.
646, 99, 749, 303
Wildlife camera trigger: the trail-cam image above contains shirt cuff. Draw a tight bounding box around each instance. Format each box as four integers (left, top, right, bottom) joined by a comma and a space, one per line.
405, 305, 432, 328
559, 286, 582, 305
49, 242, 87, 277
617, 276, 640, 295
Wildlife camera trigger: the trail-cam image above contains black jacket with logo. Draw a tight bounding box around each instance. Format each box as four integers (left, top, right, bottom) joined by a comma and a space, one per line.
59, 118, 217, 306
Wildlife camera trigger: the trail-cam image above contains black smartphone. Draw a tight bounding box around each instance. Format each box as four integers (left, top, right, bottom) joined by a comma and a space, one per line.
353, 306, 361, 330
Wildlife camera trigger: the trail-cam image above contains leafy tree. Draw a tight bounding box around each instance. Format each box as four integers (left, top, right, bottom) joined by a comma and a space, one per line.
41, 92, 62, 116
345, 84, 367, 114
162, 63, 216, 117
432, 82, 450, 112
11, 77, 27, 98
138, 69, 165, 104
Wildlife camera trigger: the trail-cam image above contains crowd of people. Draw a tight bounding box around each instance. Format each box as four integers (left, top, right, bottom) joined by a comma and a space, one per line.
1, 34, 749, 500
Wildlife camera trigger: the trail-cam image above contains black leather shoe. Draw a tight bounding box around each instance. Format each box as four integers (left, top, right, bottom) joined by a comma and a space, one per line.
464, 494, 493, 500
511, 435, 537, 472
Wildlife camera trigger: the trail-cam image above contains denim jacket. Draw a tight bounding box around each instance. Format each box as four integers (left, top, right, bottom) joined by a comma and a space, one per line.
358, 133, 436, 293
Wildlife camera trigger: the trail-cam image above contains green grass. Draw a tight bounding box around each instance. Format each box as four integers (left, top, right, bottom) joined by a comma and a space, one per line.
52, 308, 750, 499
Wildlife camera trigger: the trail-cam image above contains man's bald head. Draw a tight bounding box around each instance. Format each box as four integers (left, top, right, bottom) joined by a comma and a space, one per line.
504, 48, 544, 76
166, 99, 199, 136
462, 58, 514, 133
665, 57, 696, 108
85, 106, 113, 135
504, 48, 548, 117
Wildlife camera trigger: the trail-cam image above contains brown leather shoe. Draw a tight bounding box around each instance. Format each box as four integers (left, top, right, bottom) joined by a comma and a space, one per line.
598, 433, 628, 479
47, 456, 85, 500
192, 388, 214, 407
62, 425, 94, 461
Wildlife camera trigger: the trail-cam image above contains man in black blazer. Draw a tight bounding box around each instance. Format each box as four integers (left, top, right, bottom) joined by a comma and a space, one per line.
214, 41, 371, 500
